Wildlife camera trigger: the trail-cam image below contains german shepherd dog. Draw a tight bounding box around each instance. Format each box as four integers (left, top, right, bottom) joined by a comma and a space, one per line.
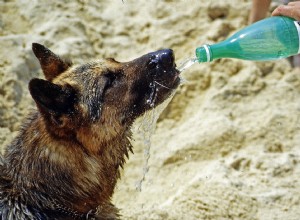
0, 43, 180, 220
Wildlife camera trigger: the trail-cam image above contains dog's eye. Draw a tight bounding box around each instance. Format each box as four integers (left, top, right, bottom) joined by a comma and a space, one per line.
107, 74, 117, 87
105, 72, 122, 88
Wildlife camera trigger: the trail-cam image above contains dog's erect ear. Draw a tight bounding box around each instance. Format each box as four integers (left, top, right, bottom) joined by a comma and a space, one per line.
29, 78, 77, 115
32, 43, 72, 81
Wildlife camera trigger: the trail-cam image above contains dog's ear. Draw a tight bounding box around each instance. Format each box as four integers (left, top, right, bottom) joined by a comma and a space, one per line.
32, 43, 72, 81
29, 78, 77, 115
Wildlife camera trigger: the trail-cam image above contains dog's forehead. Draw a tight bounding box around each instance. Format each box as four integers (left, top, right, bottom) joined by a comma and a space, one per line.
74, 60, 121, 74
52, 59, 119, 85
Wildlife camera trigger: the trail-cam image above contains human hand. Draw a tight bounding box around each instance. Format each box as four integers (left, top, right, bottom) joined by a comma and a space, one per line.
272, 1, 300, 20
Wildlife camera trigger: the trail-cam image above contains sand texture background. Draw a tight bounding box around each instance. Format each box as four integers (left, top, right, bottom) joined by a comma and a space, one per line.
1, 0, 300, 219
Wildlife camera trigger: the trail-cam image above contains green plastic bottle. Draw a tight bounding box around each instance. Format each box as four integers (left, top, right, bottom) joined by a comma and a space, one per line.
196, 16, 300, 62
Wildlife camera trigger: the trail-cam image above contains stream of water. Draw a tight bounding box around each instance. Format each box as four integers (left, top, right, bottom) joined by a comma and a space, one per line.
177, 57, 197, 72
135, 57, 197, 191
135, 91, 177, 192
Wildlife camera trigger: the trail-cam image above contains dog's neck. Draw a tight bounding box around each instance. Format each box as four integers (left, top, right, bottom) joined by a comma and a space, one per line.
2, 111, 132, 216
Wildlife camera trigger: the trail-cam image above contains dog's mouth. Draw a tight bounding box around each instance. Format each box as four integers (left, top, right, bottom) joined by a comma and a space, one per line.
144, 49, 180, 107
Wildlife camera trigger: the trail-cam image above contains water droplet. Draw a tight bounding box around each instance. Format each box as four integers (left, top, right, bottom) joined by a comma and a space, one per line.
277, 122, 282, 126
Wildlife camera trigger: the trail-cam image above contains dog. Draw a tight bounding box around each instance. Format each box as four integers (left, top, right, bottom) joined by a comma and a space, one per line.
0, 43, 180, 220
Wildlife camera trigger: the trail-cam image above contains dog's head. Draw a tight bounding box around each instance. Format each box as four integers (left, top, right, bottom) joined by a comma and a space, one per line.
29, 43, 179, 142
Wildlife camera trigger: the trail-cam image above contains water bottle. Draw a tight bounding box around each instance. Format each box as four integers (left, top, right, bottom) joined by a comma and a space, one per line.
196, 16, 300, 62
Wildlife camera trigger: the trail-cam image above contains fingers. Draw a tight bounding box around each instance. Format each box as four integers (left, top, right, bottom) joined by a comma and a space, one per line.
287, 2, 297, 7
272, 2, 300, 20
272, 5, 293, 18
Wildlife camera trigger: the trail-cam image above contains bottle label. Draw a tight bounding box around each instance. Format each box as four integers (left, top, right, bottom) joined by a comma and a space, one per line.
294, 21, 300, 54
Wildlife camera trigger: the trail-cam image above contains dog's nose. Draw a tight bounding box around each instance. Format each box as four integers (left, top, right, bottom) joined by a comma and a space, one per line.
158, 49, 175, 68
148, 49, 175, 69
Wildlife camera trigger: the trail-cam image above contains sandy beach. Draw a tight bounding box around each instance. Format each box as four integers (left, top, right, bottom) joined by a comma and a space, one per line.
1, 0, 300, 219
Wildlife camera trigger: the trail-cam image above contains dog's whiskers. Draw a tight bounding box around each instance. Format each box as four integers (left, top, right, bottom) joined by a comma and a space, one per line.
154, 80, 171, 90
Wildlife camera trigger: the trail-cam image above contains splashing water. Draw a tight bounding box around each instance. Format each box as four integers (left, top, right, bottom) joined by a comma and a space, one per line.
135, 109, 157, 192
135, 90, 177, 192
177, 57, 197, 72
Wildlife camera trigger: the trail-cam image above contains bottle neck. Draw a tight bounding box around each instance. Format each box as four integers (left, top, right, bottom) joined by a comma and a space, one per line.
196, 41, 229, 62
196, 44, 212, 62
203, 44, 212, 62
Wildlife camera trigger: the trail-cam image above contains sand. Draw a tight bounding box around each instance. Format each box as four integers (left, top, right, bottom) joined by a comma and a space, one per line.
1, 0, 300, 219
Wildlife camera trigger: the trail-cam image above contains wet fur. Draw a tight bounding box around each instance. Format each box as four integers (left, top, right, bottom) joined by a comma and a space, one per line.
0, 43, 179, 220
